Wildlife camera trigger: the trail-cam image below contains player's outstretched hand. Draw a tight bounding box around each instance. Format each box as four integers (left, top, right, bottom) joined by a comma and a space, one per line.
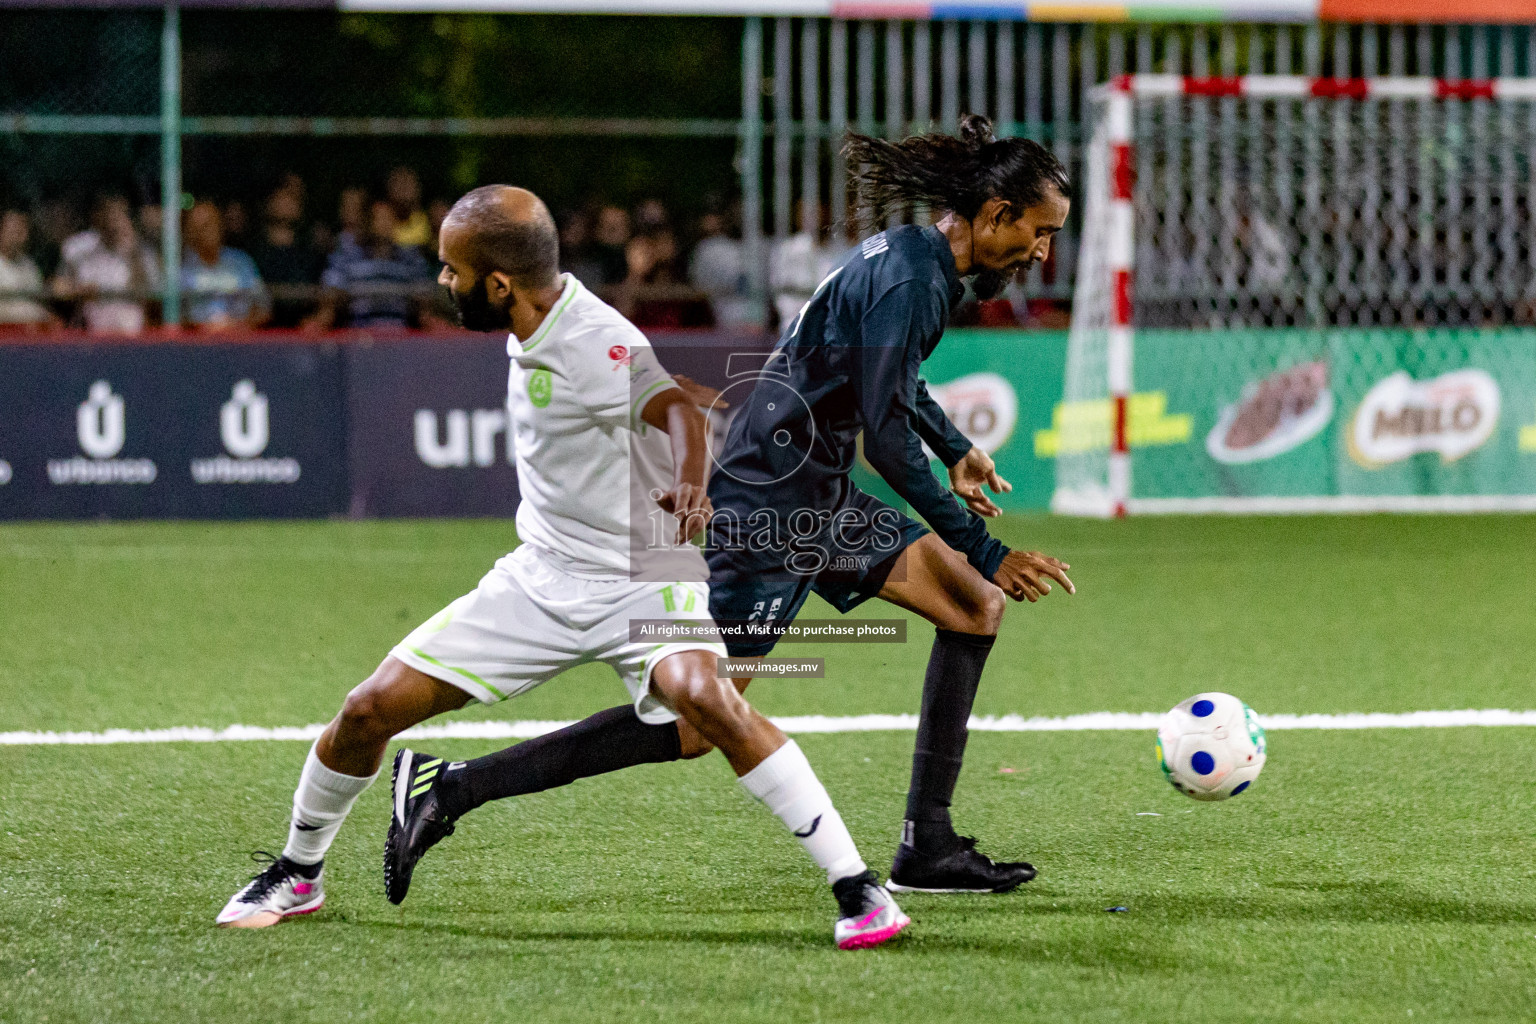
656, 484, 713, 544
949, 446, 1011, 518
993, 549, 1075, 603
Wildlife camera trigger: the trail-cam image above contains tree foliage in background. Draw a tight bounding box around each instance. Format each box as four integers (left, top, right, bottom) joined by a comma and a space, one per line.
1, 12, 742, 220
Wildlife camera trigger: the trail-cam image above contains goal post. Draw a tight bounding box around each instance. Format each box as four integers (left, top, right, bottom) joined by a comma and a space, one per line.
1055, 74, 1536, 516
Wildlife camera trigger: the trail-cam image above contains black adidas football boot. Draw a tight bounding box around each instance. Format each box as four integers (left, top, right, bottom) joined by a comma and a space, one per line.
384, 748, 460, 905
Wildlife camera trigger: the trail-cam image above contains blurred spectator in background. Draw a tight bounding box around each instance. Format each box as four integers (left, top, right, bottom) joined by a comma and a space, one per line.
251, 184, 323, 328
309, 218, 336, 258
689, 205, 755, 329
276, 171, 306, 212
558, 208, 603, 288
307, 199, 438, 331
427, 197, 451, 249
386, 167, 431, 249
336, 186, 368, 250
0, 209, 58, 330
621, 204, 710, 327
626, 210, 681, 288
770, 200, 836, 328
5, 183, 895, 334
221, 199, 252, 251
34, 199, 80, 279
181, 200, 267, 331
136, 203, 164, 256
591, 204, 631, 285
53, 192, 160, 335
633, 198, 669, 237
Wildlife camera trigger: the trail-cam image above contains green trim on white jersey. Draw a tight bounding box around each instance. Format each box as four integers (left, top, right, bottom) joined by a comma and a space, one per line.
520, 277, 579, 354
630, 378, 676, 425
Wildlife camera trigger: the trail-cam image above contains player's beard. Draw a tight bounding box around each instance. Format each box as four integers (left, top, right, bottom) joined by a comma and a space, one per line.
971, 268, 1009, 301
452, 276, 513, 332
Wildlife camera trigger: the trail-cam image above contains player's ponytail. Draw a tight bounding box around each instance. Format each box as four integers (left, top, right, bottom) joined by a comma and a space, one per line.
843, 113, 1071, 227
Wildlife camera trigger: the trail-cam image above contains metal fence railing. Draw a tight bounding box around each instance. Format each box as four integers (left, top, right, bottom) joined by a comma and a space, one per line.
739, 20, 1536, 325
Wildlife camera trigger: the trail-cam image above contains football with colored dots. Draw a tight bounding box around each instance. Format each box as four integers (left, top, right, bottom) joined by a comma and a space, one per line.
1156, 692, 1267, 801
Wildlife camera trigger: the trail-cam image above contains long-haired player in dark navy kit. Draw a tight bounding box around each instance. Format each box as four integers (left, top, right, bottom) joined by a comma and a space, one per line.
387, 115, 1078, 896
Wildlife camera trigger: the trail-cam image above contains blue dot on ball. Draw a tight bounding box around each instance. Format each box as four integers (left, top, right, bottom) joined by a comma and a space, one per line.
1191, 750, 1216, 775
1231, 781, 1250, 795
1191, 699, 1215, 718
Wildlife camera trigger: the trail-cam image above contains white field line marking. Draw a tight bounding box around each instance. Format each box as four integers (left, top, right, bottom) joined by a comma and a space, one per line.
6, 709, 1536, 746
0, 543, 436, 563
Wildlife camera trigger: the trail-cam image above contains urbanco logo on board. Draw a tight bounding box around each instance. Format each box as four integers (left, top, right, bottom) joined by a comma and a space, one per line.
47, 381, 158, 485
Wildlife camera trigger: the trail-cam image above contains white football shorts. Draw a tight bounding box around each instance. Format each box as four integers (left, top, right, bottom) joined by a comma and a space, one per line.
391, 544, 725, 724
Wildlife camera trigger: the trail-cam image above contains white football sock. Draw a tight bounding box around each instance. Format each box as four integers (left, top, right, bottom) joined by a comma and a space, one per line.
280, 743, 377, 867
738, 739, 867, 885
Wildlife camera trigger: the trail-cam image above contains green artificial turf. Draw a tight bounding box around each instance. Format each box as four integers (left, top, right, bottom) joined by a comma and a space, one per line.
1, 515, 1534, 1023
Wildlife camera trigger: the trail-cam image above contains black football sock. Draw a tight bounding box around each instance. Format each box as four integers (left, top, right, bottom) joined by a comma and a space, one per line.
904, 628, 995, 853
438, 704, 683, 819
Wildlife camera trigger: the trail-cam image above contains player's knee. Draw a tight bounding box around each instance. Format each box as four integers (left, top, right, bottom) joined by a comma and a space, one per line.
963, 583, 1006, 635
336, 681, 394, 744
671, 673, 746, 733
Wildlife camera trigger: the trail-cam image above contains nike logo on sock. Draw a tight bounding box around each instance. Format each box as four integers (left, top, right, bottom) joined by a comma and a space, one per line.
793, 815, 822, 838
294, 821, 322, 832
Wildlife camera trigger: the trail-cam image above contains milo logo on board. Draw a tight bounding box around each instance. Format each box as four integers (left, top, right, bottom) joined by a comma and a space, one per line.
1349, 369, 1500, 467
924, 372, 1017, 456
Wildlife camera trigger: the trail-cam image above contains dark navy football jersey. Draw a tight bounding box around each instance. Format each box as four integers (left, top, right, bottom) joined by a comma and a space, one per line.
708, 223, 1008, 580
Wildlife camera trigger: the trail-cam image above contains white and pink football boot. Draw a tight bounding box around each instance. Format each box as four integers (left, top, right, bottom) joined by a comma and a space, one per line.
216, 853, 325, 928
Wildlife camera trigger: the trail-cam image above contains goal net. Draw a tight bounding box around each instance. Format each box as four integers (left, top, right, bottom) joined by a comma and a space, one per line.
1055, 76, 1536, 516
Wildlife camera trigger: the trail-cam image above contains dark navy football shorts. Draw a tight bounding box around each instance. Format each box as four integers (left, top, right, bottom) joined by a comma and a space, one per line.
705, 486, 929, 658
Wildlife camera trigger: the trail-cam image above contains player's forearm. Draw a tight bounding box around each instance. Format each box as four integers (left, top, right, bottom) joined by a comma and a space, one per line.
914, 417, 972, 470
865, 434, 965, 529
665, 400, 710, 492
913, 383, 972, 467
866, 435, 1007, 578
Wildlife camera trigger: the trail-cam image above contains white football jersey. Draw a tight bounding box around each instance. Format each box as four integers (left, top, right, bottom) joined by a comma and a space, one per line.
506, 274, 706, 582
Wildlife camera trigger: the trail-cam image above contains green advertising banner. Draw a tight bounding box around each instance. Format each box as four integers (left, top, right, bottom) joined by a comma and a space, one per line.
851, 328, 1067, 511
1129, 329, 1536, 511
858, 328, 1536, 513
